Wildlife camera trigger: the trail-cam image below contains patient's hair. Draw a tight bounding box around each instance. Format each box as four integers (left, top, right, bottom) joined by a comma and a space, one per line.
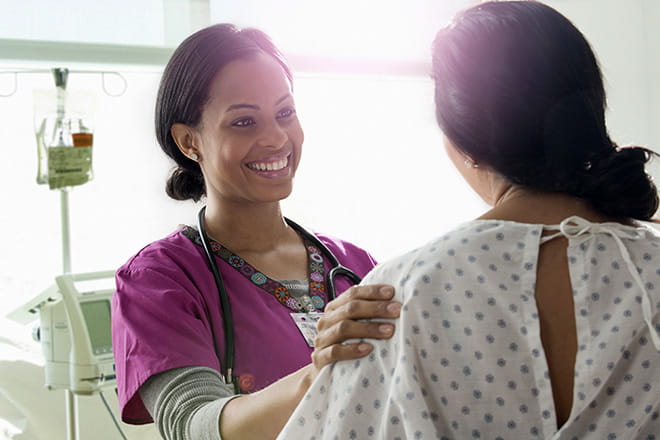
156, 24, 292, 201
431, 1, 658, 220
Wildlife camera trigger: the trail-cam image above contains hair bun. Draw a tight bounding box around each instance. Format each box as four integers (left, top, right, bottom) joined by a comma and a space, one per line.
579, 146, 658, 220
166, 167, 206, 202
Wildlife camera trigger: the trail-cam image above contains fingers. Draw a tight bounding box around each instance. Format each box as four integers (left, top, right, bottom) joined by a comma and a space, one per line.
318, 286, 400, 333
311, 340, 373, 371
315, 283, 400, 346
314, 318, 396, 351
317, 299, 399, 332
324, 284, 395, 313
310, 283, 401, 372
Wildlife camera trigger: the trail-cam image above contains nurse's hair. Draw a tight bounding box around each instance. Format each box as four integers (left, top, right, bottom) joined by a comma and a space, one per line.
156, 23, 293, 202
431, 1, 658, 220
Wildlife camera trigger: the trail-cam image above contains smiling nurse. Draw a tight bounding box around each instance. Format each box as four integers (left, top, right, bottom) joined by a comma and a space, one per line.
192, 52, 302, 213
111, 24, 400, 440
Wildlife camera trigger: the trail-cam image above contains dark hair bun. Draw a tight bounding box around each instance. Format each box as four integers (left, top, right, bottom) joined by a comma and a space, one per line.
166, 167, 206, 202
580, 147, 659, 220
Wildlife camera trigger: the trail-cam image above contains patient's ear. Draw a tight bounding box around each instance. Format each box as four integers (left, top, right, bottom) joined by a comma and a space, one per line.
171, 123, 200, 161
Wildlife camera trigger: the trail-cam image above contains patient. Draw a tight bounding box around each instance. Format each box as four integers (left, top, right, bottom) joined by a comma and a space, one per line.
278, 1, 660, 438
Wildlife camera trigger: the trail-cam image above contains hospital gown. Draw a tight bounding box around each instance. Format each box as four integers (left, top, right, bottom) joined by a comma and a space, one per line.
278, 217, 660, 440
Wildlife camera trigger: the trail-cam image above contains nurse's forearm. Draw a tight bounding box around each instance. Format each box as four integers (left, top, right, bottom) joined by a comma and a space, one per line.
218, 285, 400, 439
218, 364, 313, 440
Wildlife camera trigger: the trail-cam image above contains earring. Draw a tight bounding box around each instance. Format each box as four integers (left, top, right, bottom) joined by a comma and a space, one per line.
190, 153, 199, 162
464, 157, 479, 169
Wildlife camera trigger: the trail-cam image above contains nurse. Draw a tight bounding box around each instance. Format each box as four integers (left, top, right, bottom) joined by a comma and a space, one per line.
111, 24, 400, 439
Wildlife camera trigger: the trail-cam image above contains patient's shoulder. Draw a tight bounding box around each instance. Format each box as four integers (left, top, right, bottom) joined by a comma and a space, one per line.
363, 220, 541, 299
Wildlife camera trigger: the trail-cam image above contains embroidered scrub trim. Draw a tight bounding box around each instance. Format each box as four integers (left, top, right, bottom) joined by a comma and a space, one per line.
181, 226, 327, 313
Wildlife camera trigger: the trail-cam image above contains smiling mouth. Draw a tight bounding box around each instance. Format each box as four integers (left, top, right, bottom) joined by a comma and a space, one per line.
246, 155, 289, 172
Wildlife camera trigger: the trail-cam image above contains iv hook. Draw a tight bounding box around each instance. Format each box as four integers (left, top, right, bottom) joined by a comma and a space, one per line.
0, 72, 18, 97
101, 72, 127, 97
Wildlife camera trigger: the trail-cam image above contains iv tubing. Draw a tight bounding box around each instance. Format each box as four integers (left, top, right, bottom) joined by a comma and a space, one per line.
61, 189, 72, 274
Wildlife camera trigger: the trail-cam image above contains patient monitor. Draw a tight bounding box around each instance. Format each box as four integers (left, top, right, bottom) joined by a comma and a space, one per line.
9, 270, 116, 395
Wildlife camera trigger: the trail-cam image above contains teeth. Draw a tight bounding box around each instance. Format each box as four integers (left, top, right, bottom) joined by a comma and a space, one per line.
249, 157, 288, 171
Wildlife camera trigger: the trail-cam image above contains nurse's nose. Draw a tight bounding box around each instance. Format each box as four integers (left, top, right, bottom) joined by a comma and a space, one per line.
257, 118, 288, 149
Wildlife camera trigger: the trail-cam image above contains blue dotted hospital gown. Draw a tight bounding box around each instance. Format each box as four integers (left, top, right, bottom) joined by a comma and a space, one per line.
278, 217, 660, 440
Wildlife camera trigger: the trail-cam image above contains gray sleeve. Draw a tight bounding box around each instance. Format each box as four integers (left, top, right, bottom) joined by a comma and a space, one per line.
139, 366, 239, 440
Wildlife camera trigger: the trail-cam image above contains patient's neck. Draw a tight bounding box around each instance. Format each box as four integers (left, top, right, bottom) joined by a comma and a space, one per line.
479, 188, 625, 225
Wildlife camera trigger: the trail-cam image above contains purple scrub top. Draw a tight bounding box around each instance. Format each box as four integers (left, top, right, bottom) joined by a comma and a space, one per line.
111, 226, 377, 424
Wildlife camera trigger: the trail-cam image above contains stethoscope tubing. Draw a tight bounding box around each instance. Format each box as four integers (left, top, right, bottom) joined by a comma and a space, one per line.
196, 206, 362, 393
197, 207, 238, 390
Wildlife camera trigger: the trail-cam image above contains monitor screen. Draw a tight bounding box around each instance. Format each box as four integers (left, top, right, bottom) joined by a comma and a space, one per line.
80, 299, 113, 355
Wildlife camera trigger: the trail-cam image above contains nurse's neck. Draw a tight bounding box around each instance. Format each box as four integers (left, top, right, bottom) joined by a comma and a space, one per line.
202, 200, 292, 253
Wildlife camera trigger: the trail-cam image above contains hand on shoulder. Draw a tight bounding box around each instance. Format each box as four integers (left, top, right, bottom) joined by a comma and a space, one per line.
309, 284, 400, 378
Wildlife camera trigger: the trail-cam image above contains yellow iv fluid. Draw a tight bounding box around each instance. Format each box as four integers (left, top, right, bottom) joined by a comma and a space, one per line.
34, 87, 95, 190
36, 116, 93, 189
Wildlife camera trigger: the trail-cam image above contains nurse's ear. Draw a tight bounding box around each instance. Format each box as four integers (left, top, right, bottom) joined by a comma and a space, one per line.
171, 123, 202, 162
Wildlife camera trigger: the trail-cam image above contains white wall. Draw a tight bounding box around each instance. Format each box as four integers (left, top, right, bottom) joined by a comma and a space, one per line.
548, 0, 660, 153
642, 0, 660, 154
0, 1, 658, 439
554, 0, 660, 181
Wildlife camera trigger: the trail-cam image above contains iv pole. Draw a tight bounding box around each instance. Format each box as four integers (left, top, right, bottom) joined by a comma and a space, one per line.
62, 189, 76, 440
52, 67, 78, 440
1, 67, 127, 440
1, 66, 127, 440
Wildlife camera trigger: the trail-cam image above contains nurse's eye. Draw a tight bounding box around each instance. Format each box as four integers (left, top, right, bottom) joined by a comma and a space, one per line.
277, 107, 296, 119
232, 117, 256, 127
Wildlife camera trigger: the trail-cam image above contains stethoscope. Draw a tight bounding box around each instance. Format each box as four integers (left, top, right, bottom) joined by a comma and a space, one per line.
196, 206, 362, 393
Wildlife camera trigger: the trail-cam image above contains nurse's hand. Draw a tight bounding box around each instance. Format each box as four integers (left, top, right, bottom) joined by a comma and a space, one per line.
310, 284, 400, 374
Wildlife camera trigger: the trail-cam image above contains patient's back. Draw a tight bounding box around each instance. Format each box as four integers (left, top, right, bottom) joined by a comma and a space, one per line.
278, 218, 660, 440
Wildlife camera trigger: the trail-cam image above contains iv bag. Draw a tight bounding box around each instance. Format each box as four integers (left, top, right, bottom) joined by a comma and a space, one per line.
34, 89, 96, 190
